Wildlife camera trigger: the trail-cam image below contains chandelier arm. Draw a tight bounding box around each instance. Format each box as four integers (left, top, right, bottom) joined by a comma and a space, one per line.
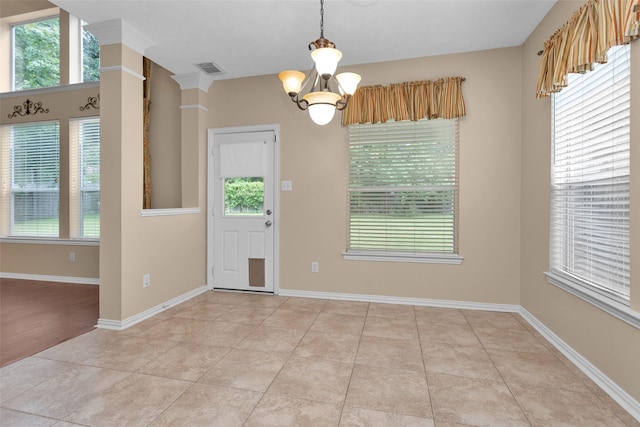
332, 74, 346, 95
299, 69, 321, 95
335, 95, 351, 111
291, 94, 309, 111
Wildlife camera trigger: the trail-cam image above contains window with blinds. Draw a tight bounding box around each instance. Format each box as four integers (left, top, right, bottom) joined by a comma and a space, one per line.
1, 121, 60, 237
347, 119, 459, 262
550, 44, 630, 304
70, 117, 100, 238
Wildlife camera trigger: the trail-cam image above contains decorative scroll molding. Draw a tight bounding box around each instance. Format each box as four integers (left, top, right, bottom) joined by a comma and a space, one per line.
79, 94, 100, 111
7, 99, 49, 118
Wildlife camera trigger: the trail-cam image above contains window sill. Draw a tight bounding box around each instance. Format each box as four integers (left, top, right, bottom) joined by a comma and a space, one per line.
343, 251, 463, 264
0, 81, 100, 98
140, 207, 201, 217
545, 271, 640, 330
0, 237, 99, 246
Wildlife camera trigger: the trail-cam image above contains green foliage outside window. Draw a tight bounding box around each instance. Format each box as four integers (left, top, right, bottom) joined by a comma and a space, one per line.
12, 17, 100, 89
13, 17, 60, 90
82, 28, 100, 82
224, 178, 264, 215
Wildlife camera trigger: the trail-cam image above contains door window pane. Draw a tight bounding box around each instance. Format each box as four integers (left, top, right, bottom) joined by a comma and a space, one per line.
224, 177, 264, 216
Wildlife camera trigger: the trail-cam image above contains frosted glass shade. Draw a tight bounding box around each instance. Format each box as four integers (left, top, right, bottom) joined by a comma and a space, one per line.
310, 48, 342, 76
302, 91, 342, 125
279, 70, 305, 95
336, 72, 361, 96
307, 104, 337, 125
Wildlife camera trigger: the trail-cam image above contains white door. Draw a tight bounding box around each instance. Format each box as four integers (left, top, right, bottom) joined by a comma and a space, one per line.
210, 129, 276, 292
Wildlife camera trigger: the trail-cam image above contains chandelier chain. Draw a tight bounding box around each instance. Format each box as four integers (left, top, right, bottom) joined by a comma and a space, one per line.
320, 0, 324, 38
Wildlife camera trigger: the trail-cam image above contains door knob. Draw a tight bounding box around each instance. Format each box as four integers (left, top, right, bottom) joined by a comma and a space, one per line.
265, 220, 272, 227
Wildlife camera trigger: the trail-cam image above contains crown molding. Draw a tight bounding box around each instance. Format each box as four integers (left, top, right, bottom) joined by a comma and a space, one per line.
85, 19, 155, 55
171, 72, 215, 92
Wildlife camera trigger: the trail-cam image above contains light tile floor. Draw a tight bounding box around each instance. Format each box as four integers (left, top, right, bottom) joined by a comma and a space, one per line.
1, 291, 638, 426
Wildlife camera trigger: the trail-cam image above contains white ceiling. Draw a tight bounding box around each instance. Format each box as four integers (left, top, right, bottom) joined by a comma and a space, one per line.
50, 0, 556, 80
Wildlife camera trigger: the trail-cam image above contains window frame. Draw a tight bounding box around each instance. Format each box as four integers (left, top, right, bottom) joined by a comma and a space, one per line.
1, 120, 61, 238
4, 10, 100, 92
343, 118, 463, 265
69, 116, 100, 240
0, 100, 102, 244
546, 44, 639, 329
11, 15, 61, 91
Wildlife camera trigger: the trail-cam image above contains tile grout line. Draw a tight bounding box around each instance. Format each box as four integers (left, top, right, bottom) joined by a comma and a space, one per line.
463, 311, 534, 427
414, 304, 438, 424
335, 301, 370, 426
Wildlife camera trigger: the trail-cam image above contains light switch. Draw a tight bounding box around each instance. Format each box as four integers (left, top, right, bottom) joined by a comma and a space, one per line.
281, 180, 292, 191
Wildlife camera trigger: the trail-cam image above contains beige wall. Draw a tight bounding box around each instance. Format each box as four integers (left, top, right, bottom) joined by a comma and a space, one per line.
148, 61, 182, 209
98, 43, 208, 321
0, 84, 101, 279
209, 47, 523, 304
520, 1, 640, 403
0, 242, 98, 278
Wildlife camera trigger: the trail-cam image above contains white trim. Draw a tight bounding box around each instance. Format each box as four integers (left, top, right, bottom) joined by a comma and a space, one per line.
97, 285, 207, 330
520, 308, 640, 421
0, 81, 100, 98
343, 251, 464, 265
277, 289, 520, 312
545, 272, 640, 330
140, 207, 201, 217
0, 272, 98, 285
0, 238, 99, 246
207, 124, 281, 294
171, 72, 215, 92
179, 104, 208, 112
100, 65, 145, 81
85, 19, 154, 55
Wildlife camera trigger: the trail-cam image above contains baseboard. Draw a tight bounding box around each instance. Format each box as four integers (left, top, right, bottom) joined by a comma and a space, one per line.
97, 285, 208, 331
0, 272, 99, 285
519, 308, 640, 421
277, 288, 521, 313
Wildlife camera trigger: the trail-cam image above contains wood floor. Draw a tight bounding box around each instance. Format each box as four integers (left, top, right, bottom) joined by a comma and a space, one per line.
0, 278, 99, 367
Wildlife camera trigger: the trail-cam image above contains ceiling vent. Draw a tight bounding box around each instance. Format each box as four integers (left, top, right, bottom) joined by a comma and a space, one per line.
195, 62, 224, 75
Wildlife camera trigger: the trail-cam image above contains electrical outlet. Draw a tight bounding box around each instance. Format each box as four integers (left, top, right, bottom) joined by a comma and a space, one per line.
143, 273, 151, 288
69, 252, 76, 262
311, 261, 319, 273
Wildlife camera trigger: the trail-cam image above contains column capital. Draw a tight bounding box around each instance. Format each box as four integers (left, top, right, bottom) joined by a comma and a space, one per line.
171, 72, 215, 93
86, 19, 154, 56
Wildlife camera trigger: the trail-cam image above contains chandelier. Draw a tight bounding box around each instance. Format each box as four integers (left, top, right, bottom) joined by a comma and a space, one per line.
279, 0, 361, 125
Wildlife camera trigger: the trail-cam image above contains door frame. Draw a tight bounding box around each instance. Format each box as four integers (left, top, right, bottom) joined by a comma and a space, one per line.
207, 124, 280, 294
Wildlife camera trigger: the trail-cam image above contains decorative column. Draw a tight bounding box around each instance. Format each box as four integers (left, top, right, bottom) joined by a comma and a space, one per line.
86, 19, 154, 323
170, 73, 214, 209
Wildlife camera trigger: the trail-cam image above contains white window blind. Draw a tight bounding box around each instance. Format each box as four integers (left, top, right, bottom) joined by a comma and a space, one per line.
70, 117, 100, 238
347, 119, 459, 257
1, 121, 60, 237
550, 44, 630, 303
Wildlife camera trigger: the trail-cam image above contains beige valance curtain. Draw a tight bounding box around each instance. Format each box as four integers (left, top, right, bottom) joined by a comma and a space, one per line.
536, 0, 639, 98
341, 77, 466, 126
